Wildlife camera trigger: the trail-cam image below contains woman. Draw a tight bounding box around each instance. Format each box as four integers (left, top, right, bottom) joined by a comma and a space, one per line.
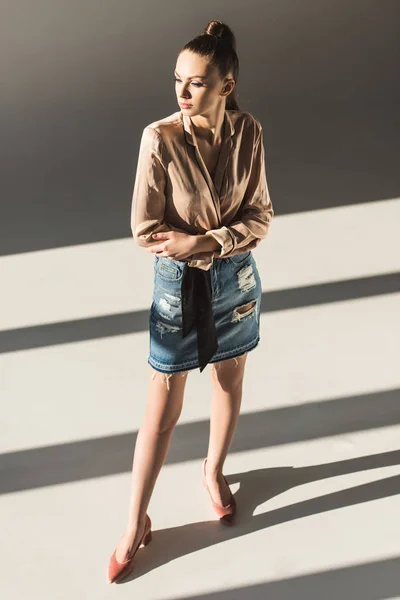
108, 19, 273, 583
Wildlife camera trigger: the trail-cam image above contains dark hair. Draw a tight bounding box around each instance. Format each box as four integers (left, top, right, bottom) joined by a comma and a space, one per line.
180, 20, 240, 111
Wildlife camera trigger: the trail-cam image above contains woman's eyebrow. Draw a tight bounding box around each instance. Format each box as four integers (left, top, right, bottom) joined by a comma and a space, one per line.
174, 71, 208, 79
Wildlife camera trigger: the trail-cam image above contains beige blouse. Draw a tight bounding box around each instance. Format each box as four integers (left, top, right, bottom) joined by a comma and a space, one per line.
131, 108, 274, 270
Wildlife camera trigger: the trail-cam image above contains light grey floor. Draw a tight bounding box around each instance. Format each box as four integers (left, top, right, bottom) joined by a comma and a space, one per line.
1, 199, 400, 599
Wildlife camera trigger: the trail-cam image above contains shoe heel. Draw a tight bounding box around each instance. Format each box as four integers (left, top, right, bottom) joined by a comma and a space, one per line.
202, 458, 237, 524
142, 529, 152, 546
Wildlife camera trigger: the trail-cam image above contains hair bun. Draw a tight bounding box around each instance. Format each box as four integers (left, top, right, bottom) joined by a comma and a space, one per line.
204, 20, 236, 51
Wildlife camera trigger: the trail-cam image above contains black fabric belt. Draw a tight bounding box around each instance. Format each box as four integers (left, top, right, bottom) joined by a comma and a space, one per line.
181, 264, 218, 372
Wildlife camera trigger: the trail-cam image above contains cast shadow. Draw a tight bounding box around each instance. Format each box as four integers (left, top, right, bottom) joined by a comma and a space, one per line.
115, 448, 400, 583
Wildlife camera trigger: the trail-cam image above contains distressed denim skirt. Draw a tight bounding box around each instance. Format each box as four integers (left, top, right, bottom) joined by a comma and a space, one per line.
147, 250, 262, 374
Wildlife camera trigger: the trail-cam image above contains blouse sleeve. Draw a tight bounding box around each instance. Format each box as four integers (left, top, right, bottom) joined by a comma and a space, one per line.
131, 126, 187, 247
205, 119, 274, 256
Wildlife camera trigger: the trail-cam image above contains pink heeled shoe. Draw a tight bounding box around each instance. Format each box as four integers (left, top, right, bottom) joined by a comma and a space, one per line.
108, 514, 152, 583
202, 458, 236, 524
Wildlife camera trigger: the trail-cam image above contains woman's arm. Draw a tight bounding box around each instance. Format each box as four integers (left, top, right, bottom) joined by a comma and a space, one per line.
190, 236, 261, 260
131, 126, 189, 247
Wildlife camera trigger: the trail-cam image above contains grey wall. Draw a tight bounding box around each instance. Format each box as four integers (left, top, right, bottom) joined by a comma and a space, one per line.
1, 0, 399, 255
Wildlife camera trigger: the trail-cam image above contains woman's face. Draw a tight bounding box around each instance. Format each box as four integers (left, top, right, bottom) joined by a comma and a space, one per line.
174, 50, 234, 115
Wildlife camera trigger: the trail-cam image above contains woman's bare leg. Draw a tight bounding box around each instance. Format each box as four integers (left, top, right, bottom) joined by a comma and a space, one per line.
206, 353, 247, 506
115, 366, 188, 562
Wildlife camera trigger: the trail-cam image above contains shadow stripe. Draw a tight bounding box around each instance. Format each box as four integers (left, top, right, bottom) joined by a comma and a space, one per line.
170, 557, 400, 600
1, 271, 399, 353
0, 387, 399, 494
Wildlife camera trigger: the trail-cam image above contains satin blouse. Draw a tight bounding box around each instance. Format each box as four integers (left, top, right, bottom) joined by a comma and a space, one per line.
131, 108, 274, 269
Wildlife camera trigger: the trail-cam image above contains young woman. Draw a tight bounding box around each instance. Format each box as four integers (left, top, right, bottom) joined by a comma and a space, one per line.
108, 19, 273, 583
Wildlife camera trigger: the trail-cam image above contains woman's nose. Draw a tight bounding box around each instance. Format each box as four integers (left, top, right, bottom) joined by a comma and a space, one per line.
178, 86, 191, 99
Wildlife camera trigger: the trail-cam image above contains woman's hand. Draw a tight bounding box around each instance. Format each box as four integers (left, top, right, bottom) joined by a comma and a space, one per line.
145, 230, 262, 261
145, 231, 197, 260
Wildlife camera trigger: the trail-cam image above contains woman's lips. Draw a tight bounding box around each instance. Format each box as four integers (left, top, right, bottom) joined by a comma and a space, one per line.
180, 103, 192, 108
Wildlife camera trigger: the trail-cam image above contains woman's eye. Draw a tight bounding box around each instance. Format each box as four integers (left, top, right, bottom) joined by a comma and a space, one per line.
174, 78, 203, 87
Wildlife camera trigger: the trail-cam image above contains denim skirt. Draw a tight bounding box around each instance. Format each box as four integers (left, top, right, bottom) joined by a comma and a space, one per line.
147, 250, 262, 374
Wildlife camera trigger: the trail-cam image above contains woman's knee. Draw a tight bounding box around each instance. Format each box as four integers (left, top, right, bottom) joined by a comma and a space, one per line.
145, 368, 189, 433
